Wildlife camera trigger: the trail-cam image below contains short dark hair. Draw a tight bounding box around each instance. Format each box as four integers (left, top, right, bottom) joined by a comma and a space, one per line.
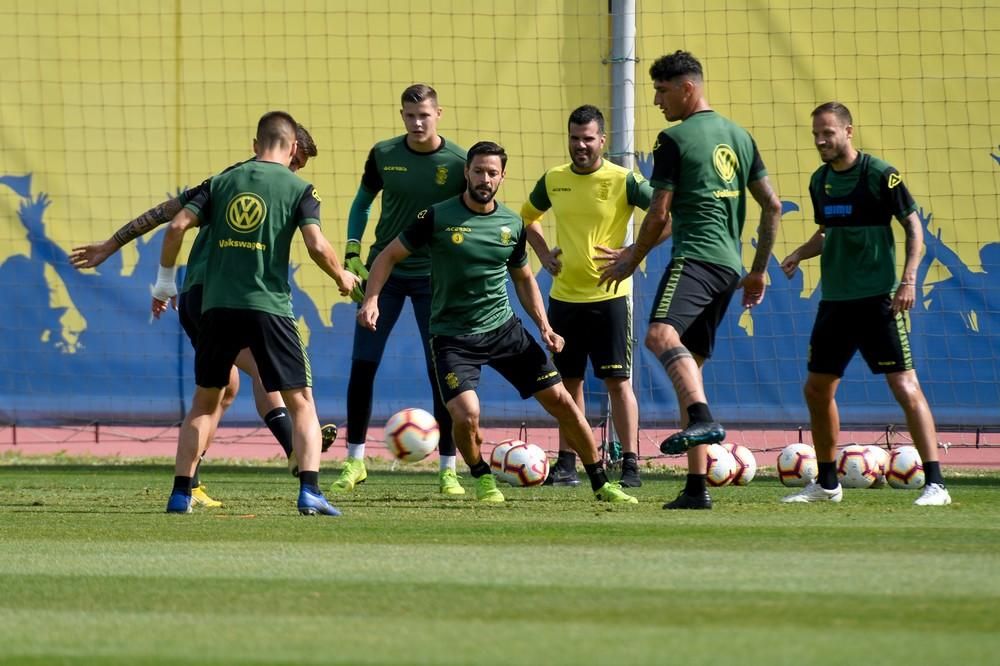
401, 83, 438, 106
295, 123, 318, 157
466, 141, 507, 170
568, 105, 605, 134
811, 101, 853, 126
256, 111, 297, 151
649, 50, 703, 82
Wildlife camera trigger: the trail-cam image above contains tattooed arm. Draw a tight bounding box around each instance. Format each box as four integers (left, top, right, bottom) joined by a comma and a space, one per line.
70, 196, 184, 269
740, 176, 783, 308
892, 211, 924, 314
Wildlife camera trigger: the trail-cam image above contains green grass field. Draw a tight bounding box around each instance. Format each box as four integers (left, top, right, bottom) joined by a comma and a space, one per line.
1, 458, 999, 665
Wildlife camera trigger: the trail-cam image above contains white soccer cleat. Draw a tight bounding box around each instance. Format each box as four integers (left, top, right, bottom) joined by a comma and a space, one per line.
914, 483, 952, 506
781, 481, 843, 503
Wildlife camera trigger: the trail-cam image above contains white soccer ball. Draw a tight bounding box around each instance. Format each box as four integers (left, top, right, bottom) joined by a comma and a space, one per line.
836, 443, 879, 489
866, 445, 891, 488
383, 408, 439, 462
489, 439, 521, 485
723, 443, 757, 485
706, 443, 737, 487
887, 446, 925, 490
777, 443, 818, 487
503, 442, 549, 487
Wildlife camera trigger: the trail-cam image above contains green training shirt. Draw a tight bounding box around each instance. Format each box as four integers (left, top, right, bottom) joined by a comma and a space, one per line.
650, 110, 766, 274
399, 195, 527, 336
184, 159, 320, 317
361, 136, 467, 276
809, 152, 917, 301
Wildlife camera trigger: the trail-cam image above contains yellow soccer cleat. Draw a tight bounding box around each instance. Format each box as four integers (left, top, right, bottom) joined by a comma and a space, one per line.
474, 474, 505, 503
329, 457, 367, 493
190, 484, 223, 508
439, 468, 467, 495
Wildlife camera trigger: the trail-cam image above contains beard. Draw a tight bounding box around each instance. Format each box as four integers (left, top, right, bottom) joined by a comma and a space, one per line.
467, 183, 497, 205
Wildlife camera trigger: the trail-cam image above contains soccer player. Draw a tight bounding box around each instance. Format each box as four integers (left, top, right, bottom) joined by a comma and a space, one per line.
522, 104, 653, 488
163, 111, 359, 515
332, 84, 468, 496
779, 101, 951, 506
598, 50, 782, 510
358, 141, 638, 505
70, 125, 336, 507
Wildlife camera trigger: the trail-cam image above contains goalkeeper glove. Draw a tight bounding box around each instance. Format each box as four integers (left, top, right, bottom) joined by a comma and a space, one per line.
345, 239, 369, 303
151, 265, 178, 303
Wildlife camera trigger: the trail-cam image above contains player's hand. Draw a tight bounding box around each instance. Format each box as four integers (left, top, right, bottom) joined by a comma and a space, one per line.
70, 239, 118, 269
540, 327, 564, 354
779, 253, 800, 279
150, 266, 178, 320
739, 270, 767, 308
541, 246, 563, 275
344, 240, 369, 303
357, 296, 379, 331
336, 269, 362, 298
892, 282, 916, 314
593, 244, 626, 267
150, 294, 176, 320
596, 245, 637, 295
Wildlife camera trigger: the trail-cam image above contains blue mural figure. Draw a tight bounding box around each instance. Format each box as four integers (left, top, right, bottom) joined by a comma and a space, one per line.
991, 145, 1000, 166
912, 207, 1000, 415
0, 179, 70, 417
8, 183, 179, 419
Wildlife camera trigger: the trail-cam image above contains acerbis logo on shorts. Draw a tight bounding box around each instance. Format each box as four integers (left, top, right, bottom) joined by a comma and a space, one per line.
536, 370, 558, 382
712, 144, 739, 184
226, 193, 267, 233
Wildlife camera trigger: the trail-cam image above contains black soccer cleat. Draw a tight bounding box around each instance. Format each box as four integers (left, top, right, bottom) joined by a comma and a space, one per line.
320, 423, 338, 453
619, 459, 642, 488
659, 421, 726, 455
662, 490, 713, 510
543, 464, 581, 487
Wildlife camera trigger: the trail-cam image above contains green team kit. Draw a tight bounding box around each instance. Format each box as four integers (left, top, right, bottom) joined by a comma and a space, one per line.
809, 151, 917, 300
359, 135, 467, 275
398, 195, 527, 336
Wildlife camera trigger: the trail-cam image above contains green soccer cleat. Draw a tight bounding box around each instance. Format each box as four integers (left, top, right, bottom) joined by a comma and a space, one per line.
190, 484, 222, 508
594, 481, 639, 504
439, 468, 466, 495
329, 457, 367, 493
474, 474, 505, 503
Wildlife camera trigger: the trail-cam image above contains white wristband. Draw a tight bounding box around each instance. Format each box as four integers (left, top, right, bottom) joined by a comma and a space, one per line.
151, 265, 178, 302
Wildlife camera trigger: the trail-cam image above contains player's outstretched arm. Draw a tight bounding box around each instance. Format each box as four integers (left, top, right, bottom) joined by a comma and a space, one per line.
151, 209, 198, 319
780, 228, 825, 279
510, 263, 563, 354
71, 196, 184, 269
357, 238, 411, 332
299, 224, 361, 298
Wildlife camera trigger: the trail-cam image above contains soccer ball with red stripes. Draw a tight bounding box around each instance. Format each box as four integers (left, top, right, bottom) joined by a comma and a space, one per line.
706, 443, 737, 487
489, 439, 522, 485
777, 443, 818, 487
723, 443, 758, 485
384, 408, 439, 462
502, 442, 549, 487
836, 443, 879, 489
887, 446, 925, 490
865, 445, 891, 488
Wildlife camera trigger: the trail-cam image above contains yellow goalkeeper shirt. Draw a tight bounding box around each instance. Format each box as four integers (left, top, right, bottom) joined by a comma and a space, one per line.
521, 160, 652, 303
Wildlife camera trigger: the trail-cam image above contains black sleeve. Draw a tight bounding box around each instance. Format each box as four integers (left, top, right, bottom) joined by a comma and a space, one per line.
295, 183, 322, 223
360, 147, 383, 193
400, 207, 435, 251
507, 226, 529, 268
650, 131, 682, 187
880, 168, 917, 218
748, 138, 766, 181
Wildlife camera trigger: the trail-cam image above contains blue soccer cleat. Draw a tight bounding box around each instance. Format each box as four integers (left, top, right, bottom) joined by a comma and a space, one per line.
166, 491, 192, 514
297, 487, 342, 516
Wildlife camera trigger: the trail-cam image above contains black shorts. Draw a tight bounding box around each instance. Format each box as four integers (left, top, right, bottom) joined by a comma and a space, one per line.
178, 285, 203, 348
649, 257, 740, 358
548, 296, 632, 380
808, 295, 914, 377
430, 317, 561, 403
195, 308, 311, 391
